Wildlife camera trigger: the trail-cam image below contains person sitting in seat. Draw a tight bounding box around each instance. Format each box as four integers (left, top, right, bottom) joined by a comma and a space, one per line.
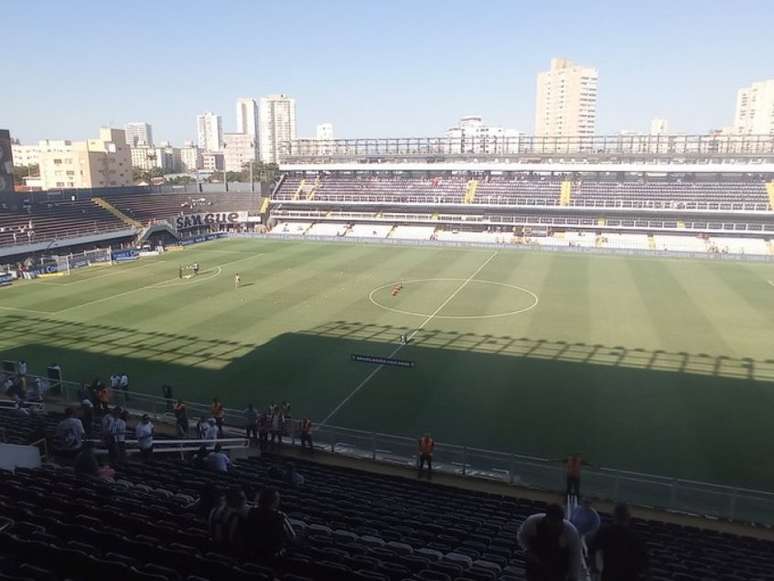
209, 486, 247, 554
242, 487, 296, 560
589, 503, 649, 581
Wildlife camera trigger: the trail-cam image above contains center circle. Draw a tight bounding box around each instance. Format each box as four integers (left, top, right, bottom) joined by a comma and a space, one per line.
368, 278, 539, 320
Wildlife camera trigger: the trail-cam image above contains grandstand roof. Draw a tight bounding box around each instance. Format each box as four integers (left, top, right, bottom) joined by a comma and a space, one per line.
281, 161, 774, 174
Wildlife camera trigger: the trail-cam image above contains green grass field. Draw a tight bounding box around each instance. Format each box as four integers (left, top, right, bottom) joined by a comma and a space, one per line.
1, 238, 773, 490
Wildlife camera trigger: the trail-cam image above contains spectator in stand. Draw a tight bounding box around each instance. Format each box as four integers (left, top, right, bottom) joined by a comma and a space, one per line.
204, 418, 219, 441
518, 503, 582, 581
300, 417, 313, 452
242, 487, 296, 560
54, 407, 86, 459
257, 410, 270, 451
174, 400, 189, 437
27, 377, 43, 402
120, 372, 129, 400
110, 374, 119, 395
80, 399, 94, 436
417, 433, 434, 480
96, 383, 111, 411
209, 486, 247, 553
17, 360, 27, 376
196, 415, 208, 439
270, 408, 283, 447
109, 410, 128, 465
550, 453, 591, 503
135, 414, 154, 462
589, 503, 649, 581
162, 384, 174, 412
244, 403, 258, 445
206, 443, 232, 473
101, 407, 117, 448
211, 398, 225, 437
570, 497, 601, 569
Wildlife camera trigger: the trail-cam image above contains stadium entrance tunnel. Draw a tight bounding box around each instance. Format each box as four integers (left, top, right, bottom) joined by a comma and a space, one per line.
2, 314, 774, 490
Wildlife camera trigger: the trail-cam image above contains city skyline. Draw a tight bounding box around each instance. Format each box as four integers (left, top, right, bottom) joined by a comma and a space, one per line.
2, 0, 773, 145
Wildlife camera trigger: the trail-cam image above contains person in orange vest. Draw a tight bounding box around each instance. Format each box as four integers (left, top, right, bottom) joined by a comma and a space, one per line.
417, 433, 434, 480
300, 417, 313, 452
211, 398, 225, 437
552, 453, 592, 502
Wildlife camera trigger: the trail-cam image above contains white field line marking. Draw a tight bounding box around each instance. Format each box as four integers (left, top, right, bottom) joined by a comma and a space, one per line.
768, 280, 774, 287
320, 251, 498, 426
54, 253, 264, 314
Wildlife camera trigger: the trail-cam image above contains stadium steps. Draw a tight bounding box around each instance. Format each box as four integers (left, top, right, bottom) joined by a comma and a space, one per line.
92, 197, 143, 229
648, 235, 657, 250
677, 220, 686, 229
463, 179, 479, 204
307, 176, 321, 200
386, 224, 398, 238
293, 179, 306, 200
559, 181, 572, 206
432, 212, 439, 220
258, 197, 270, 214
597, 217, 607, 226
769, 240, 774, 255
767, 181, 774, 209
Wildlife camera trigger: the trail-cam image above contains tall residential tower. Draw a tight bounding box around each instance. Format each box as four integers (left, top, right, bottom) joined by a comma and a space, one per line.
259, 94, 296, 164
535, 58, 598, 137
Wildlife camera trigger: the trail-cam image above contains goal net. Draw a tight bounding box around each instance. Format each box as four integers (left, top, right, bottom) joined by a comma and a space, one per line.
179, 263, 201, 279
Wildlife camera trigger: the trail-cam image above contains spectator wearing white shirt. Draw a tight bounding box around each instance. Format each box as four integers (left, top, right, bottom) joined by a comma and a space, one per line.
110, 374, 119, 390
17, 360, 27, 376
135, 414, 154, 462
518, 504, 582, 581
109, 410, 128, 465
204, 418, 219, 441
120, 373, 129, 400
54, 408, 85, 459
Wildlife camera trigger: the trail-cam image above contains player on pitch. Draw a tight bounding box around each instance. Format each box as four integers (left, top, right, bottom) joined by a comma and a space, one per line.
234, 272, 241, 289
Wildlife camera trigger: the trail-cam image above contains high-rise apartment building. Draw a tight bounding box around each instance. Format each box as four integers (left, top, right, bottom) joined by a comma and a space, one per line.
259, 94, 296, 164
535, 58, 598, 137
734, 80, 774, 135
125, 122, 153, 147
180, 142, 202, 172
196, 113, 223, 152
38, 128, 132, 190
236, 98, 259, 141
11, 143, 40, 167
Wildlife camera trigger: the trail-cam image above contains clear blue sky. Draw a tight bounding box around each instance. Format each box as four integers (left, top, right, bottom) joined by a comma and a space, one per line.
2, 0, 772, 145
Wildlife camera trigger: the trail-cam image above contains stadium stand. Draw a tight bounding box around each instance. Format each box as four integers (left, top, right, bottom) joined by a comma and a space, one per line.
2, 398, 774, 581
103, 191, 262, 225
0, 200, 127, 246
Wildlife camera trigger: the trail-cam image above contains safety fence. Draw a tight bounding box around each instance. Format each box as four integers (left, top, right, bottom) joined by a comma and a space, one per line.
21, 374, 774, 526
231, 232, 774, 263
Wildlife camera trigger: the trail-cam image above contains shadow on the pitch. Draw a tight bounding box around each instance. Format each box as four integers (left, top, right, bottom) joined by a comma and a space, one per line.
2, 313, 774, 489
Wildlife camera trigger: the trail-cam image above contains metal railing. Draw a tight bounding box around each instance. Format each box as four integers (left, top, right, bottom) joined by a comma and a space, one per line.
26, 374, 774, 525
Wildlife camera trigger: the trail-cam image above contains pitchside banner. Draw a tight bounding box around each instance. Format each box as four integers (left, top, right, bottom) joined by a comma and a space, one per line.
0, 273, 13, 288
112, 249, 139, 262
174, 211, 248, 230
180, 232, 228, 246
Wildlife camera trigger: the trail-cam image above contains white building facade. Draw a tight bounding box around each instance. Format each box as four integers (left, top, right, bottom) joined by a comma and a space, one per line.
223, 132, 257, 173
180, 143, 202, 172
445, 116, 522, 154
535, 58, 598, 137
259, 94, 296, 164
316, 123, 334, 141
734, 80, 774, 135
236, 98, 259, 141
196, 113, 223, 152
125, 122, 154, 146
11, 144, 40, 167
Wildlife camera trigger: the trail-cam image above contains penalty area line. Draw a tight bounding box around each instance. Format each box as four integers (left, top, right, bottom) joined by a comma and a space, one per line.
319, 251, 498, 426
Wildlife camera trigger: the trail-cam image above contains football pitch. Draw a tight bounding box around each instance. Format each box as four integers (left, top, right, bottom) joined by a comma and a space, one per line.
1, 238, 773, 490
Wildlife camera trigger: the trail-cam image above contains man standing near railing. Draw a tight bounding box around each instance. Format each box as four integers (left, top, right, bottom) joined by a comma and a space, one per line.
174, 400, 189, 437
244, 403, 258, 446
211, 398, 225, 437
300, 417, 313, 452
135, 414, 154, 463
417, 433, 434, 480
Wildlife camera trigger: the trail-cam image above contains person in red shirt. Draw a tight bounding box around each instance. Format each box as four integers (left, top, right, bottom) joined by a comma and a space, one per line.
211, 398, 225, 437
300, 417, 313, 452
551, 453, 592, 503
417, 433, 434, 480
